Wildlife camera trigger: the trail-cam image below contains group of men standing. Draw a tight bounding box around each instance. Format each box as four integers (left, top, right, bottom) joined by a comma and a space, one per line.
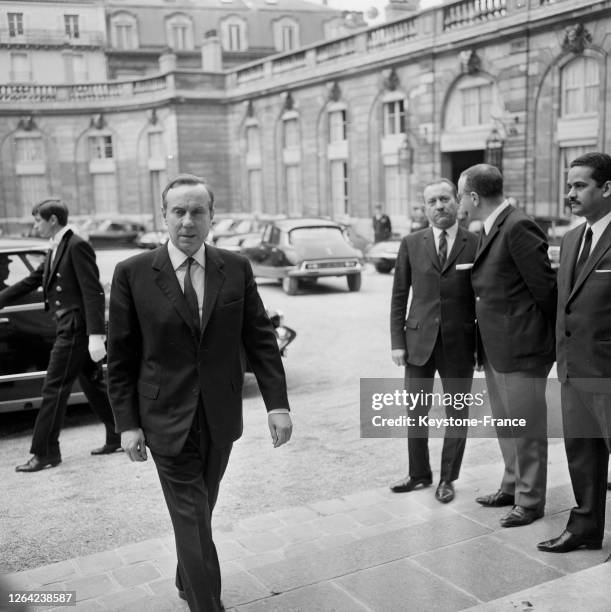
390, 153, 611, 554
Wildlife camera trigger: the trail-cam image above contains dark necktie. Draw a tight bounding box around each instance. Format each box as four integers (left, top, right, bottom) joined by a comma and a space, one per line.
183, 257, 200, 333
438, 230, 448, 267
573, 227, 593, 286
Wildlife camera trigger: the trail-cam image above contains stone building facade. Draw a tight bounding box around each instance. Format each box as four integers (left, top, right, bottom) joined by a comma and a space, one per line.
0, 0, 608, 234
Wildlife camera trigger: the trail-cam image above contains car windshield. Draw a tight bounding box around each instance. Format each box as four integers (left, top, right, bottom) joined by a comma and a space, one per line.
288, 227, 346, 247
213, 219, 235, 233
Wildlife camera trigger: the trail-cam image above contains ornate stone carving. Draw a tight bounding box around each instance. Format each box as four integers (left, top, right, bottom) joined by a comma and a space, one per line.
90, 113, 106, 129
329, 81, 341, 102
460, 50, 481, 75
17, 116, 37, 131
384, 68, 400, 91
562, 23, 592, 55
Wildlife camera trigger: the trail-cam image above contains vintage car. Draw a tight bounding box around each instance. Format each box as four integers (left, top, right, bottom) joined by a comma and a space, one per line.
242, 218, 364, 295
0, 238, 296, 413
78, 218, 147, 248
366, 239, 402, 273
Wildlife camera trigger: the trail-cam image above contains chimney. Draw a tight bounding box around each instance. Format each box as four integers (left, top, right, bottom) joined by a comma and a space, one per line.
201, 29, 222, 73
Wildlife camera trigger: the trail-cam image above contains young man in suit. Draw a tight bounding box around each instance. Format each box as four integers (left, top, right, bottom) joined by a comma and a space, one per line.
0, 198, 119, 472
390, 179, 478, 503
458, 165, 556, 527
107, 174, 292, 612
538, 152, 611, 553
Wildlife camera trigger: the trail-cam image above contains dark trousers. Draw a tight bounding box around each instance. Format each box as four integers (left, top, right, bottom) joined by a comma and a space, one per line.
561, 383, 611, 541
30, 309, 117, 457
406, 333, 474, 483
152, 407, 232, 612
483, 361, 549, 511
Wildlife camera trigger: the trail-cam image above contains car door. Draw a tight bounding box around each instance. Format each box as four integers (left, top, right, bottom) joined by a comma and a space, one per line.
0, 249, 56, 411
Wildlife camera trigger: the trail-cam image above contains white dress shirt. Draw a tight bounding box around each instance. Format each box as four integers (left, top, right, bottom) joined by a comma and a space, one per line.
167, 240, 205, 322
431, 222, 458, 258
577, 210, 611, 258
483, 199, 512, 235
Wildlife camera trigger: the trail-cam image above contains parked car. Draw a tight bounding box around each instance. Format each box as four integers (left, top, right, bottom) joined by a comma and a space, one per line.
137, 229, 169, 249
210, 214, 279, 244
242, 218, 364, 295
79, 218, 147, 248
367, 239, 402, 273
0, 238, 296, 413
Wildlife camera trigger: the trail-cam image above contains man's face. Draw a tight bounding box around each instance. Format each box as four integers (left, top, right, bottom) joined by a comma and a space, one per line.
423, 182, 458, 230
33, 213, 55, 239
567, 165, 611, 224
163, 183, 213, 256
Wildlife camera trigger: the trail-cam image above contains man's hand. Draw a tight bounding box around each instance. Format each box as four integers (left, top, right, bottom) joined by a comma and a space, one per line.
268, 413, 292, 448
121, 428, 147, 462
88, 334, 107, 362
391, 349, 406, 367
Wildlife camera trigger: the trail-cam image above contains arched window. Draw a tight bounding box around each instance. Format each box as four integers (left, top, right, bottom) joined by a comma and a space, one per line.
165, 14, 194, 51
110, 12, 139, 50
561, 56, 599, 116
273, 17, 300, 52
220, 16, 247, 52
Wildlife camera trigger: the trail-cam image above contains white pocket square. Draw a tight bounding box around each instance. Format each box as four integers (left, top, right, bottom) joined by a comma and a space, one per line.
594, 269, 611, 273
456, 263, 474, 270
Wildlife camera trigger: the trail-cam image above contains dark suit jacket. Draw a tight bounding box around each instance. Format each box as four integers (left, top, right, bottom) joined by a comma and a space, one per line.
0, 229, 105, 334
471, 205, 556, 372
556, 221, 611, 393
390, 226, 478, 367
107, 243, 289, 456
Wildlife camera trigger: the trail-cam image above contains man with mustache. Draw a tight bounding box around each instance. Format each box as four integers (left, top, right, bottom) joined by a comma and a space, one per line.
390, 179, 478, 503
538, 152, 611, 553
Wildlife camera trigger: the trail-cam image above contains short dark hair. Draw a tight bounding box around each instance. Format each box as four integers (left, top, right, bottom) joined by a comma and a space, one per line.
460, 164, 504, 198
32, 198, 68, 226
161, 174, 214, 211
570, 152, 611, 187
423, 178, 457, 201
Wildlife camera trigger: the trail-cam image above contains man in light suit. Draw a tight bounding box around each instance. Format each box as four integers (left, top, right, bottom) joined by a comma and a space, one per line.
107, 174, 292, 611
390, 179, 478, 503
458, 165, 556, 527
0, 198, 118, 472
538, 152, 611, 553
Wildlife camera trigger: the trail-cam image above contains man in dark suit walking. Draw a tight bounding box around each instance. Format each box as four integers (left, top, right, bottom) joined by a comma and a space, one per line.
458, 164, 556, 527
538, 152, 611, 553
107, 174, 292, 611
0, 198, 119, 472
372, 204, 392, 242
390, 179, 478, 503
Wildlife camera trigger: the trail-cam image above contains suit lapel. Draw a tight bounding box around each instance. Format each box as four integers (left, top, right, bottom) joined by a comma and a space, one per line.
474, 206, 512, 263
422, 229, 441, 271
201, 245, 225, 336
45, 230, 72, 289
153, 246, 199, 336
569, 221, 611, 301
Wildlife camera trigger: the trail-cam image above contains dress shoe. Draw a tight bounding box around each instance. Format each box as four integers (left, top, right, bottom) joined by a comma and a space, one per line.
15, 454, 61, 472
475, 490, 514, 507
178, 590, 224, 610
500, 505, 543, 528
90, 443, 123, 455
435, 481, 455, 503
390, 476, 432, 493
537, 529, 602, 553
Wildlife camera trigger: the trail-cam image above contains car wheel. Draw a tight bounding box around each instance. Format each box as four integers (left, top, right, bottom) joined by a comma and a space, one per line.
375, 261, 393, 274
347, 273, 361, 292
282, 277, 299, 295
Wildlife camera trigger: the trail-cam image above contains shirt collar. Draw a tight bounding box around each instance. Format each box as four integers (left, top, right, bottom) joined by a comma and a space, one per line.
586, 210, 611, 238
50, 225, 71, 248
431, 221, 458, 241
483, 199, 512, 235
167, 239, 206, 271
